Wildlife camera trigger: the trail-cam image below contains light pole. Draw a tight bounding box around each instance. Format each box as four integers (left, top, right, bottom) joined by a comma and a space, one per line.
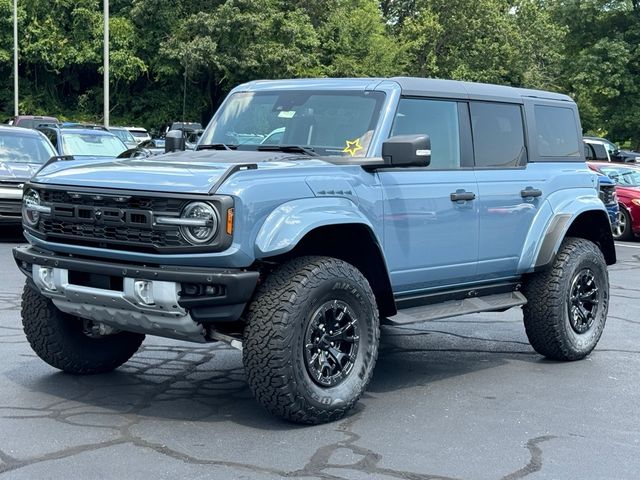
103, 0, 109, 127
13, 0, 18, 117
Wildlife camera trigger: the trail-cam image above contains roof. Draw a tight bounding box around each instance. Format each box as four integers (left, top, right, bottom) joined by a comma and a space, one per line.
234, 77, 573, 103
0, 125, 45, 136
390, 77, 573, 102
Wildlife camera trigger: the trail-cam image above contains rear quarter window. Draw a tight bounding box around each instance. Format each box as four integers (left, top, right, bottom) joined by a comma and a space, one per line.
534, 105, 581, 158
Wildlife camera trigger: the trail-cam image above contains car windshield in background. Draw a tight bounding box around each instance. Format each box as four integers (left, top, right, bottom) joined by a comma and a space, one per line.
0, 132, 56, 163
601, 166, 640, 187
61, 133, 126, 157
111, 129, 136, 144
200, 90, 386, 156
130, 130, 148, 138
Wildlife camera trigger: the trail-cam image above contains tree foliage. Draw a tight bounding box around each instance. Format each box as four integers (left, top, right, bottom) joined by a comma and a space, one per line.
0, 0, 639, 146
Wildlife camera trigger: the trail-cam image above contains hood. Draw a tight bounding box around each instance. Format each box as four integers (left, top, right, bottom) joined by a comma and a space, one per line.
615, 185, 640, 196
0, 161, 43, 183
30, 150, 327, 194
617, 149, 640, 162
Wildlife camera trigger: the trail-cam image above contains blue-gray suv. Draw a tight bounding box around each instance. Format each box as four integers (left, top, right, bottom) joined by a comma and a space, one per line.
14, 78, 616, 424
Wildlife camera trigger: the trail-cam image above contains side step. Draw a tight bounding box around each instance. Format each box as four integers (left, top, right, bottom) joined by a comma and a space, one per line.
386, 291, 527, 325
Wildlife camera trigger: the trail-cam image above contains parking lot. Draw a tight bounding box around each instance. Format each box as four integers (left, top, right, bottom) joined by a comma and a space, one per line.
0, 227, 638, 479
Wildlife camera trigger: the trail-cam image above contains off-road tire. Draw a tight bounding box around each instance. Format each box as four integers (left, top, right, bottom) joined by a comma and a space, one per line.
522, 237, 609, 361
22, 282, 145, 374
243, 256, 379, 424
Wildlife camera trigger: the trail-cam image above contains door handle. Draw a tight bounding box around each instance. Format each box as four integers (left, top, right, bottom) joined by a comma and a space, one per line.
521, 188, 542, 198
450, 191, 476, 202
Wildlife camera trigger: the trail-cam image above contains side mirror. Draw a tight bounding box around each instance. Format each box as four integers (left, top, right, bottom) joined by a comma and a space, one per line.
165, 129, 185, 153
382, 135, 431, 167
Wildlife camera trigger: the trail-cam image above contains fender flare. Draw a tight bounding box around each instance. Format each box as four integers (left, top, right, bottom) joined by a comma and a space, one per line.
519, 195, 615, 272
254, 197, 379, 258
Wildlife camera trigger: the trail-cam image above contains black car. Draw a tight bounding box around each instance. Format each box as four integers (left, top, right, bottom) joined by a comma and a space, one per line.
584, 136, 640, 163
0, 125, 56, 224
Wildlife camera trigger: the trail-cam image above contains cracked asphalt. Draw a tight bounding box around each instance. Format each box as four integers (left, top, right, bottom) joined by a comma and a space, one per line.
0, 225, 638, 479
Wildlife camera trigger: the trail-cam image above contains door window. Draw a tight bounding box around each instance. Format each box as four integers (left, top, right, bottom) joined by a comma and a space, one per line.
390, 98, 461, 169
470, 102, 526, 167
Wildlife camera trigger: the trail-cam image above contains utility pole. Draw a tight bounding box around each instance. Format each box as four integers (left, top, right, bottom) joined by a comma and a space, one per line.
103, 0, 109, 127
13, 0, 18, 117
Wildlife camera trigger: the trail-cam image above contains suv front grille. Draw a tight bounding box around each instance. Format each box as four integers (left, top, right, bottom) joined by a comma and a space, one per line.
599, 185, 616, 206
32, 188, 190, 253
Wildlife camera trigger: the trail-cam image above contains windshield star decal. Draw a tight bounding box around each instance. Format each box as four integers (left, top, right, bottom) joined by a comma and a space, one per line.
342, 138, 363, 157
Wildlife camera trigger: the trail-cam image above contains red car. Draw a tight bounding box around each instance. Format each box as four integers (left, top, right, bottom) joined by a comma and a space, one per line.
588, 162, 640, 240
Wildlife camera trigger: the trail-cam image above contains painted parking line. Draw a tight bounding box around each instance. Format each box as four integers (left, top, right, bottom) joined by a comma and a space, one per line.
615, 243, 640, 249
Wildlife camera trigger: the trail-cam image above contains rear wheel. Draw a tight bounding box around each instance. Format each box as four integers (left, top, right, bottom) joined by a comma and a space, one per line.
22, 283, 145, 374
243, 256, 379, 424
522, 238, 609, 361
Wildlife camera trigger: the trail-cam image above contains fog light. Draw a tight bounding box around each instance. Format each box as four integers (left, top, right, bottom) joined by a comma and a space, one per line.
134, 280, 154, 305
38, 267, 56, 291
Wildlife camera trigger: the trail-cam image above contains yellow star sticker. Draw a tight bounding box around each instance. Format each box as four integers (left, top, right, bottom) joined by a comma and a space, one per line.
342, 138, 363, 157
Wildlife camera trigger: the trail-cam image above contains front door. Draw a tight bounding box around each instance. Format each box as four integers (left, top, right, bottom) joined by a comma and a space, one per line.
379, 97, 478, 294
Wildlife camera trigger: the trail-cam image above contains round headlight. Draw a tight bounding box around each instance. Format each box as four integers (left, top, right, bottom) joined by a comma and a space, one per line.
23, 189, 41, 227
180, 202, 218, 245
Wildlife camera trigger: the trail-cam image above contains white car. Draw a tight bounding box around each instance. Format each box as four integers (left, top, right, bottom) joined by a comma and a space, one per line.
124, 127, 151, 145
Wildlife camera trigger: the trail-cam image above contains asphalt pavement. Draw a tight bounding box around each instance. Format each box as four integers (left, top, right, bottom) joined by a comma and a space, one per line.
0, 226, 638, 479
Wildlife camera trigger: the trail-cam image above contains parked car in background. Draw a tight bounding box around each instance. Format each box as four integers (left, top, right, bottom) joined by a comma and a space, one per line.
0, 125, 56, 224
588, 161, 640, 240
37, 126, 129, 160
125, 127, 151, 145
9, 115, 59, 129
170, 121, 203, 132
107, 127, 138, 149
595, 173, 619, 229
138, 138, 165, 156
584, 136, 640, 163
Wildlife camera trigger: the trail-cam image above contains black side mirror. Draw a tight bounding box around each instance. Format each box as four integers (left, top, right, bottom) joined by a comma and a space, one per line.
165, 129, 185, 153
382, 134, 431, 167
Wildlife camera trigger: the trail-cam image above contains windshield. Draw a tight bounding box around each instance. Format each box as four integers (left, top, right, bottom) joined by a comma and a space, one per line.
0, 132, 56, 163
601, 166, 640, 187
111, 129, 135, 144
130, 130, 149, 138
603, 140, 618, 154
200, 90, 386, 156
61, 133, 126, 157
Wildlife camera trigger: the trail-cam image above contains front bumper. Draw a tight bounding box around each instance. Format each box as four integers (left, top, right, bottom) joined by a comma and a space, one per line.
13, 245, 259, 342
0, 198, 22, 224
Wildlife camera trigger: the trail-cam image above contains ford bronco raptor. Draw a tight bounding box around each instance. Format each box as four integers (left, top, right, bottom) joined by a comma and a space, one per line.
14, 78, 615, 424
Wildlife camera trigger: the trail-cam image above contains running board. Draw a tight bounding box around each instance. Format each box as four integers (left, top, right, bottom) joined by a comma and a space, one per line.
386, 291, 527, 325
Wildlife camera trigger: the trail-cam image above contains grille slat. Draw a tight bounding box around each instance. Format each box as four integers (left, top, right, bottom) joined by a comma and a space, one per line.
35, 189, 188, 252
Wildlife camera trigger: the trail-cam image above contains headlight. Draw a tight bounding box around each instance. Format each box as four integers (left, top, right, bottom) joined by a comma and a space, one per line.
179, 202, 218, 245
23, 189, 42, 227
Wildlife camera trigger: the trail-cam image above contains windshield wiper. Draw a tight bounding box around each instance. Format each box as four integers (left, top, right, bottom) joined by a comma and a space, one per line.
257, 145, 319, 156
196, 143, 237, 151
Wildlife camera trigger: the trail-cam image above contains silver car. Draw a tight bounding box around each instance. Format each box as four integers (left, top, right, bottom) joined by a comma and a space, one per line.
0, 125, 56, 224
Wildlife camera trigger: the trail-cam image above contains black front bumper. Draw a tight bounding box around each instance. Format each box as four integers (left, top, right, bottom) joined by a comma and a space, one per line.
13, 245, 259, 323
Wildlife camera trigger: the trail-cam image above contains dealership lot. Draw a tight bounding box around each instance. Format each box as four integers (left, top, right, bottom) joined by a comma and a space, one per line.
0, 227, 638, 479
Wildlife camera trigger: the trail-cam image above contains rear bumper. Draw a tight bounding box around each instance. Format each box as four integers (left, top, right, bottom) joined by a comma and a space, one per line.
13, 245, 259, 340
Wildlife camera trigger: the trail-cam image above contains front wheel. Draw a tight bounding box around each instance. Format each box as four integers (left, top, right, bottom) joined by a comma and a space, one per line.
22, 283, 145, 374
243, 256, 379, 424
522, 237, 609, 361
612, 207, 633, 241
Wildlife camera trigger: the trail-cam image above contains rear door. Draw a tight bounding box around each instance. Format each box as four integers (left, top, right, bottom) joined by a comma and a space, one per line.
378, 97, 479, 294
